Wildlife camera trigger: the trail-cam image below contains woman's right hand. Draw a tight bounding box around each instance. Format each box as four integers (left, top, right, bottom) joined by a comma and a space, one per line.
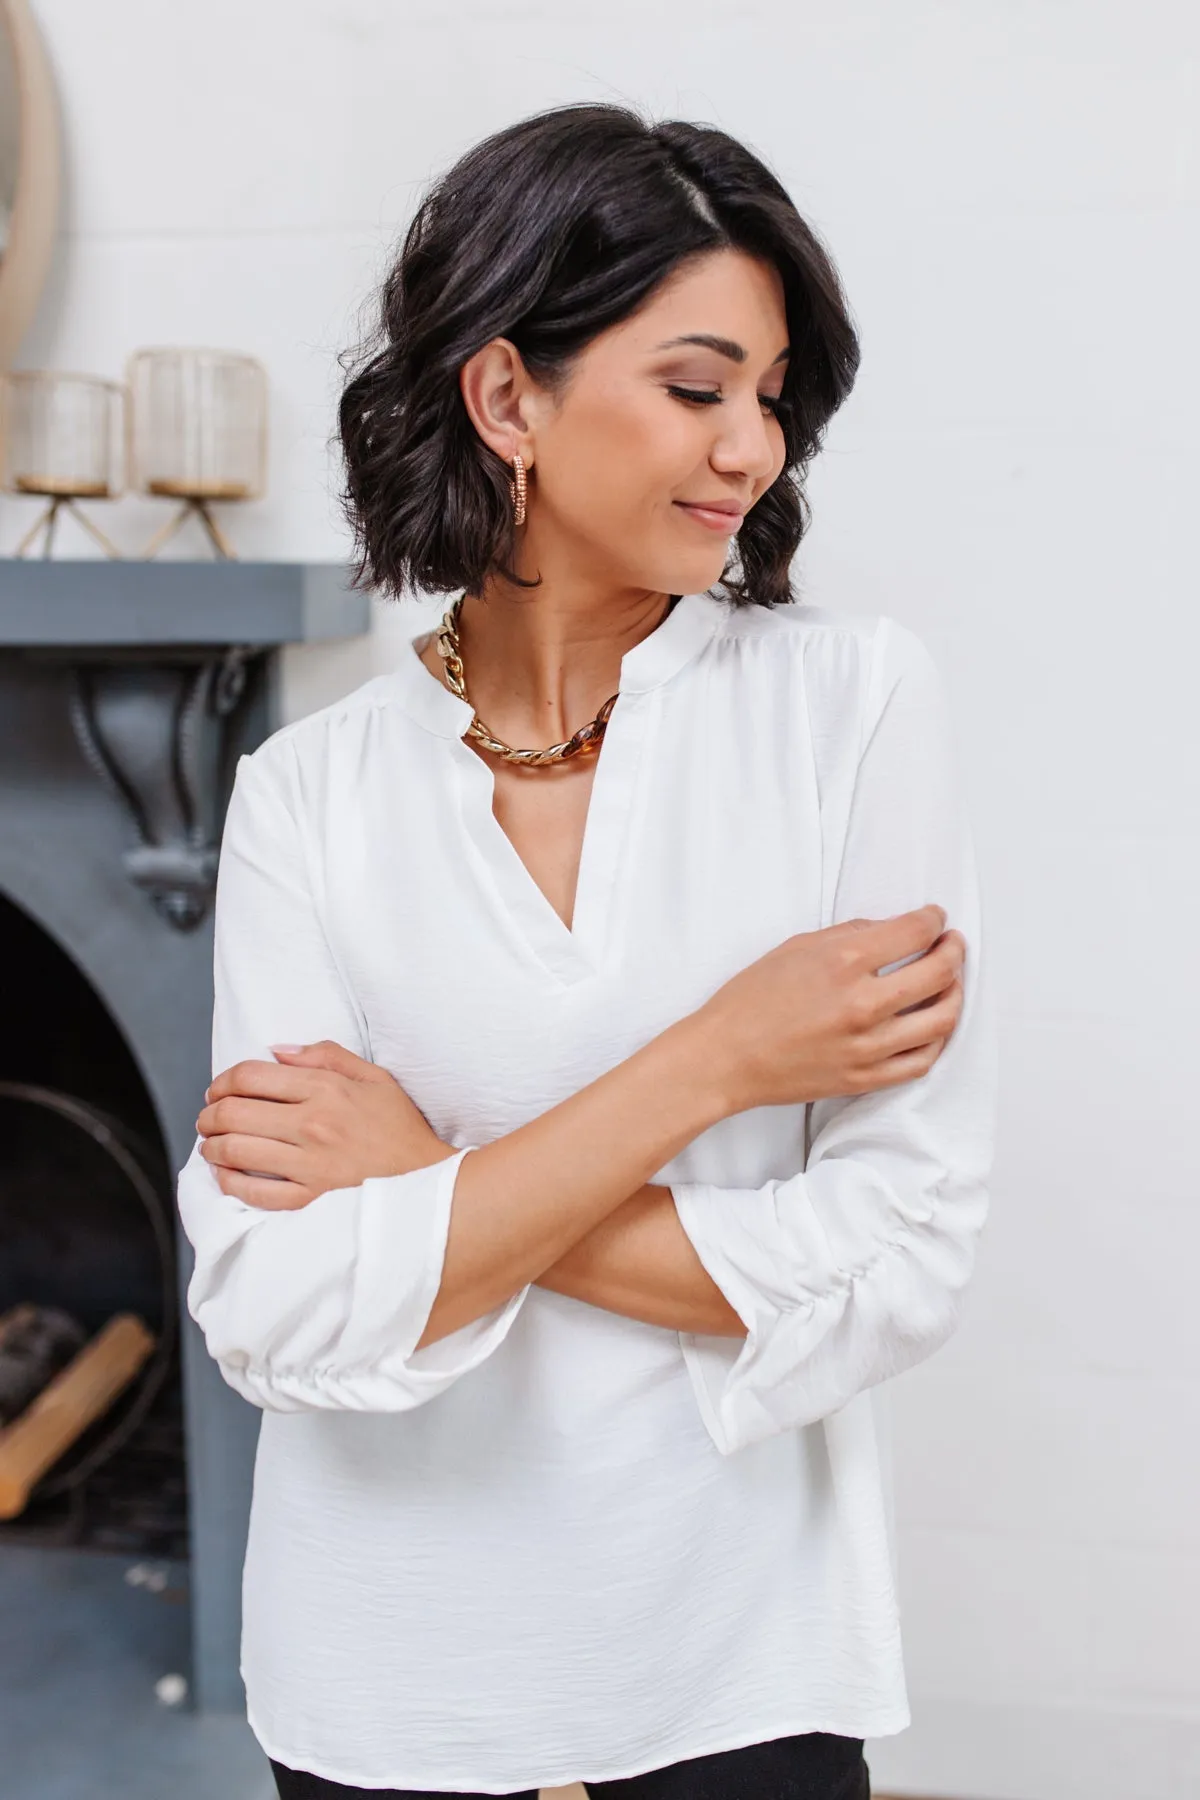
695, 904, 966, 1116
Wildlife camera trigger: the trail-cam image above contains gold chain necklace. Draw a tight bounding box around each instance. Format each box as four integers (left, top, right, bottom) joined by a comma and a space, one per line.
434, 596, 620, 767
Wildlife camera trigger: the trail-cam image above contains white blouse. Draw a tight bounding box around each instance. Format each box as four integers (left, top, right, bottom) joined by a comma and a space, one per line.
177, 591, 995, 1795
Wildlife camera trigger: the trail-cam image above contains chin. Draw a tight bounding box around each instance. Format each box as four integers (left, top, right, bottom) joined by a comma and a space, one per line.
675, 559, 731, 595
637, 548, 730, 598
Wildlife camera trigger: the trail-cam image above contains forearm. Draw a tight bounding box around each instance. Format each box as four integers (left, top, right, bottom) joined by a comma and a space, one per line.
416, 1013, 729, 1349
535, 1183, 748, 1337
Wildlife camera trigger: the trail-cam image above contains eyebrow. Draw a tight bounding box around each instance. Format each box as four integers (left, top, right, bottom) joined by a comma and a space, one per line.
653, 333, 790, 365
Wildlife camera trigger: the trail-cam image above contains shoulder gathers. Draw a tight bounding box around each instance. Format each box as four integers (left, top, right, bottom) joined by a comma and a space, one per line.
243, 669, 403, 771
715, 599, 933, 675
234, 600, 944, 810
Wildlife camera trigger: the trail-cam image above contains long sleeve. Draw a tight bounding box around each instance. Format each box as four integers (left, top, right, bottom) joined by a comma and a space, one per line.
176, 739, 530, 1412
670, 618, 996, 1455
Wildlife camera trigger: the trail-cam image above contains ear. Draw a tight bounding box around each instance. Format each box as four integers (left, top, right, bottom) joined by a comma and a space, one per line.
458, 338, 539, 471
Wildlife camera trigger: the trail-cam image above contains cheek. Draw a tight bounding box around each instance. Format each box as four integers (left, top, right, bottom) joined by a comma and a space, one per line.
541, 391, 702, 518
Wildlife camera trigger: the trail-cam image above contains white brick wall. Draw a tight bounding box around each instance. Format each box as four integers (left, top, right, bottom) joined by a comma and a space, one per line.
8, 5, 1198, 1796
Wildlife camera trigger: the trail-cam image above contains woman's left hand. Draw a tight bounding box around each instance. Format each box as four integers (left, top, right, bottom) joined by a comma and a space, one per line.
196, 1040, 456, 1211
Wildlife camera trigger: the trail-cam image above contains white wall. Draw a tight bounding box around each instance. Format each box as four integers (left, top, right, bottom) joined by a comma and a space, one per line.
9, 5, 1199, 1797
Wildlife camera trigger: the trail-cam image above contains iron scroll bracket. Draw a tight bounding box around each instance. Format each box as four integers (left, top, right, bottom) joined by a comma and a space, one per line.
66, 644, 265, 931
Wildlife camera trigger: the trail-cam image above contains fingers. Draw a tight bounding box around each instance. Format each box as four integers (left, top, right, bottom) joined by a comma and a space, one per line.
211, 1164, 316, 1212
205, 1058, 314, 1105
197, 1094, 308, 1145
837, 904, 948, 973
867, 1038, 947, 1089
271, 1039, 385, 1082
878, 929, 965, 1018
200, 1131, 308, 1183
870, 978, 963, 1061
205, 1042, 383, 1105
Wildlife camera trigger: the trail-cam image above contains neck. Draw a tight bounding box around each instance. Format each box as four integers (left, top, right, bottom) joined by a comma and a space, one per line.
452, 572, 675, 748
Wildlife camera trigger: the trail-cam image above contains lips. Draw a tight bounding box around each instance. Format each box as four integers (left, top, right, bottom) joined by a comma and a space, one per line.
674, 499, 746, 532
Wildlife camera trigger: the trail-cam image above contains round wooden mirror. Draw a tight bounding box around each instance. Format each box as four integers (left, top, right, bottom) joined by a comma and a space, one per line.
0, 0, 60, 369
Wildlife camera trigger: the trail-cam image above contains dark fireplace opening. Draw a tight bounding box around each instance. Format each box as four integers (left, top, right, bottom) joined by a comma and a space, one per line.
0, 890, 188, 1559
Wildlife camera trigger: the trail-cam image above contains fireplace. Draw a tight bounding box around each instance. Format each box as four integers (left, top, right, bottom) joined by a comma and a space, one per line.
0, 561, 368, 1724
0, 887, 187, 1558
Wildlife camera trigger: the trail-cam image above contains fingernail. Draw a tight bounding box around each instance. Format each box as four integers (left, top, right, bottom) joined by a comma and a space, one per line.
203, 1087, 211, 1103
270, 1043, 305, 1054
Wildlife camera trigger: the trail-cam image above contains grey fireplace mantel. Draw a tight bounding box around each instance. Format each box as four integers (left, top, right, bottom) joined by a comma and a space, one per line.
0, 559, 370, 1722
0, 557, 368, 646
3, 560, 369, 930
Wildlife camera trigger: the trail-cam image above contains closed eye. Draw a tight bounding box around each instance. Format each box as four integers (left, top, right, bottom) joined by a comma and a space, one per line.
666, 384, 789, 422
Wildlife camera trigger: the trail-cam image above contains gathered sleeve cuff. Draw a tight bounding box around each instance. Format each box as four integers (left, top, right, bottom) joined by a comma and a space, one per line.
671, 1118, 990, 1453
670, 618, 996, 1455
176, 737, 531, 1413
179, 1139, 530, 1412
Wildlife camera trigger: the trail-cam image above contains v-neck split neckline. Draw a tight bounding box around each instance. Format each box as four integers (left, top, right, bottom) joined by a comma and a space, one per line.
391, 592, 725, 986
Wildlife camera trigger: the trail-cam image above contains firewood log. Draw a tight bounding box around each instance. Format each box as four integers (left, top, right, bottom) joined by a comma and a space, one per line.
0, 1313, 156, 1519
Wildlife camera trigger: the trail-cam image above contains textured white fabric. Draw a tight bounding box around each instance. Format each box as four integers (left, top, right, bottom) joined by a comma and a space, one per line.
176, 592, 995, 1794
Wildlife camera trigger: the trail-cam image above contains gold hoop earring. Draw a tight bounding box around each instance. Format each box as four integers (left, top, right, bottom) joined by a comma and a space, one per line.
509, 453, 527, 528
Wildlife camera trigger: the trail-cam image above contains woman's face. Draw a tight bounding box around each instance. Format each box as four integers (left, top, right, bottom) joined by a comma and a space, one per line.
500, 249, 791, 598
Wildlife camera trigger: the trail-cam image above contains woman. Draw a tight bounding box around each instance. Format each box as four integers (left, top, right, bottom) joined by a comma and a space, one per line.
180, 105, 994, 1800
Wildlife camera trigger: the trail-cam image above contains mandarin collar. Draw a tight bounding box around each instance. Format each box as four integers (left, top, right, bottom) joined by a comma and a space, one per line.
390, 591, 725, 740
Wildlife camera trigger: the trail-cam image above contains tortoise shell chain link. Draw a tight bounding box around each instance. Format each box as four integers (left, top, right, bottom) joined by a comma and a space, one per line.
434, 596, 620, 767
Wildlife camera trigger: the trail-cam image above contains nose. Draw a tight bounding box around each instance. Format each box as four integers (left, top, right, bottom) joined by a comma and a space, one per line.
708, 394, 781, 488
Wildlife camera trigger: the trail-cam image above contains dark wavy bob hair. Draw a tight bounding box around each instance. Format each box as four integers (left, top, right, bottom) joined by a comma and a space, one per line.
339, 104, 861, 610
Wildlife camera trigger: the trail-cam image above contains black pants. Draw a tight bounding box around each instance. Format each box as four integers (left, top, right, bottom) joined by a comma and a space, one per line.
270, 1730, 870, 1799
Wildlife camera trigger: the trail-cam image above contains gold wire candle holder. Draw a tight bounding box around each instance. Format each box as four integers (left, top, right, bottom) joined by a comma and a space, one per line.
128, 347, 267, 559
1, 371, 125, 557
